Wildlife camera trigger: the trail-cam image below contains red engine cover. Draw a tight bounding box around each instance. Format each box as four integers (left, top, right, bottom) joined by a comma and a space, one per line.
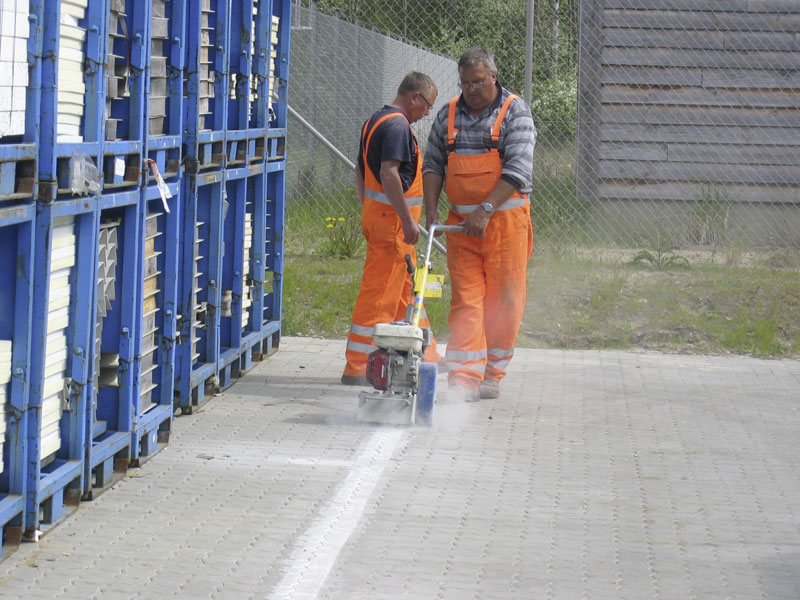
365, 348, 391, 390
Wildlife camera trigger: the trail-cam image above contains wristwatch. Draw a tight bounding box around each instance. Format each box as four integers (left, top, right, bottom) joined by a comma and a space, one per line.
480, 201, 495, 214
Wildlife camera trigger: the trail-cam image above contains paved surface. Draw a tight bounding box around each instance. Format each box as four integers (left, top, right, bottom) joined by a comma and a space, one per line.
1, 337, 799, 599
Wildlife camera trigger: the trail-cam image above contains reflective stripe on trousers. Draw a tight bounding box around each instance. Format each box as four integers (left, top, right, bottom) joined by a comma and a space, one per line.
444, 205, 533, 387
343, 200, 440, 377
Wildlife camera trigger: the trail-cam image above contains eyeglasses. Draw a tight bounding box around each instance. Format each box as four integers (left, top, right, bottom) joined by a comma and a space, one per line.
418, 92, 434, 110
458, 77, 490, 91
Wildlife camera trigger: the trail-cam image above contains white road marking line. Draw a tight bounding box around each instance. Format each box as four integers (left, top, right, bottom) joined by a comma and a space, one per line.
269, 429, 404, 600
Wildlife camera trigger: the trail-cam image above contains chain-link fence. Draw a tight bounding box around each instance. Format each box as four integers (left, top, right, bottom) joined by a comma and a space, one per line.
286, 0, 800, 259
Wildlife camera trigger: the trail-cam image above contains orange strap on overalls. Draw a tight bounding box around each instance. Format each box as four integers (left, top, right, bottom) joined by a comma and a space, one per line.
444, 94, 527, 215
360, 112, 424, 206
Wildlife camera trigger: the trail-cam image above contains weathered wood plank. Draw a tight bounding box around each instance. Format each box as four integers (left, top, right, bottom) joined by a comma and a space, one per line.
604, 0, 800, 14
604, 28, 726, 50
747, 0, 800, 14
578, 0, 604, 204
598, 181, 800, 203
601, 65, 704, 87
598, 159, 800, 184
600, 123, 800, 146
601, 104, 800, 127
603, 47, 800, 70
701, 67, 800, 88
604, 9, 800, 32
723, 31, 795, 51
668, 142, 800, 165
601, 85, 800, 109
599, 142, 669, 161
603, 0, 749, 11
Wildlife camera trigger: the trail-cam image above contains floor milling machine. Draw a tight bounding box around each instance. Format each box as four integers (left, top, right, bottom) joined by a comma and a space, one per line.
356, 224, 462, 426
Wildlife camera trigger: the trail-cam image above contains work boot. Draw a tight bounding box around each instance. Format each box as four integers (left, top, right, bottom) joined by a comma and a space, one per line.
447, 383, 480, 403
341, 374, 369, 386
479, 379, 500, 399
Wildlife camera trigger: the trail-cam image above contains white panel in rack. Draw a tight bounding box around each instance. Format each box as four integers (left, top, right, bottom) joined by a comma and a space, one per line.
56, 0, 89, 142
0, 0, 30, 136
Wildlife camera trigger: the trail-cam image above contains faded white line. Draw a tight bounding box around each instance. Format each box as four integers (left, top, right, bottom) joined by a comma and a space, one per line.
269, 429, 404, 600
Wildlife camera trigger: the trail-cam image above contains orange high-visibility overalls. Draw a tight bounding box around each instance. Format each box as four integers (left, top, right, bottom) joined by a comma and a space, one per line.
343, 112, 441, 379
443, 95, 534, 390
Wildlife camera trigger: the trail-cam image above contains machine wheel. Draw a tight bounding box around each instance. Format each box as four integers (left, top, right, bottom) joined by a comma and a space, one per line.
416, 362, 438, 427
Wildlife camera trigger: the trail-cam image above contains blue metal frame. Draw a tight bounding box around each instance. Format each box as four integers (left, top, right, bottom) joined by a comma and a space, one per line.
144, 0, 185, 187
134, 0, 184, 461
0, 0, 42, 203
224, 0, 272, 166
183, 0, 231, 174
0, 205, 35, 558
37, 0, 147, 201
26, 200, 96, 536
262, 0, 290, 352
131, 183, 180, 464
175, 172, 225, 412
175, 0, 233, 411
215, 0, 289, 385
82, 190, 142, 499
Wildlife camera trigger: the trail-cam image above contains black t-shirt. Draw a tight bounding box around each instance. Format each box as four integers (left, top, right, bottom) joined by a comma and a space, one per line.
357, 106, 418, 193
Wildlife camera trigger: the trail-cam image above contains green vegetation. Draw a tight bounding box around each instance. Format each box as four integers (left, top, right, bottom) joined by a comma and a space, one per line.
284, 199, 800, 359
322, 216, 364, 258
632, 233, 690, 271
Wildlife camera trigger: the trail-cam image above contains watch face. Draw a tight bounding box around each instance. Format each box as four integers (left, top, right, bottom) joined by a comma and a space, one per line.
482, 202, 493, 212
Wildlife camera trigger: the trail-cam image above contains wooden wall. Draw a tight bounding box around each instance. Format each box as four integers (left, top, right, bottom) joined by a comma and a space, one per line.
578, 0, 800, 207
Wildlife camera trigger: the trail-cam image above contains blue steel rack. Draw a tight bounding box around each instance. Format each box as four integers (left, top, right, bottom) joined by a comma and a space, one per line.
0, 0, 291, 551
0, 0, 41, 204
0, 0, 40, 556
132, 185, 180, 463
27, 0, 150, 527
82, 191, 143, 500
261, 0, 290, 358
37, 0, 148, 203
216, 0, 289, 389
0, 205, 34, 560
133, 0, 184, 463
175, 0, 231, 413
26, 200, 96, 537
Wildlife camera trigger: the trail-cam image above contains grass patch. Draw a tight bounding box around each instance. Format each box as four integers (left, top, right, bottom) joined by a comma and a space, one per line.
282, 230, 454, 342
521, 253, 799, 358
284, 244, 800, 359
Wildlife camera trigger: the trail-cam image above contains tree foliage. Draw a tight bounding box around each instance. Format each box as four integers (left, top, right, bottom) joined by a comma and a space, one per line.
314, 0, 579, 95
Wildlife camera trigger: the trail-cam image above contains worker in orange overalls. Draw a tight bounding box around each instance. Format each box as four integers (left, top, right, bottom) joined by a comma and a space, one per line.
423, 48, 536, 402
341, 72, 442, 385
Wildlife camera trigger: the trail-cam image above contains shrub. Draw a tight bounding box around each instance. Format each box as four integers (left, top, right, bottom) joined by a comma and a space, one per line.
530, 71, 578, 143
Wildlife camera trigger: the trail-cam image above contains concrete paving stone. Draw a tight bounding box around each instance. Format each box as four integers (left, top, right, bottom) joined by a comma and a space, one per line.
3, 339, 800, 598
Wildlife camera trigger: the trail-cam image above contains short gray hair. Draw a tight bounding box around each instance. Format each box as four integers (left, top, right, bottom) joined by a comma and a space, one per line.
397, 71, 437, 98
458, 47, 497, 75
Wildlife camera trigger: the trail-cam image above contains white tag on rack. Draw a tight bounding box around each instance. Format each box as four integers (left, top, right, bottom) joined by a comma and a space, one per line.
146, 159, 172, 213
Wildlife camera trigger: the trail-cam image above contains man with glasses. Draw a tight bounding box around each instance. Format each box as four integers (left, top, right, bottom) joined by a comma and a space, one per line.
423, 47, 536, 402
341, 71, 442, 385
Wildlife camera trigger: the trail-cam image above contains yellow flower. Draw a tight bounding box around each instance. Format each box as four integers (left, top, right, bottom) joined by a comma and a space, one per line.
338, 217, 346, 222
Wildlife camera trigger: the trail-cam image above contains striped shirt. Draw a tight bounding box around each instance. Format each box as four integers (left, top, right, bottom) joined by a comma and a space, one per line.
423, 84, 536, 194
